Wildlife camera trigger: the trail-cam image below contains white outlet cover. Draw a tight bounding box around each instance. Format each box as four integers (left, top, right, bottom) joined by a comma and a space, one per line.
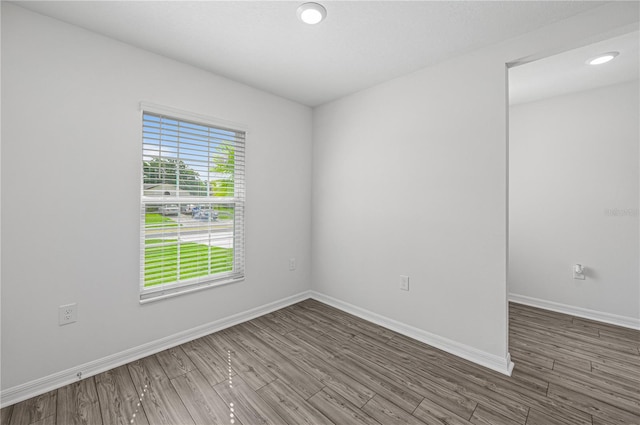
400, 275, 409, 291
59, 303, 78, 325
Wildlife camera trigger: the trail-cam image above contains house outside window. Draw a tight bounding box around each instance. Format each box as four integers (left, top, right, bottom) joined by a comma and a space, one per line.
140, 104, 246, 301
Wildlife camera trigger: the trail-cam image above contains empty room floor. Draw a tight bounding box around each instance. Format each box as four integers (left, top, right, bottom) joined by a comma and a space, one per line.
2, 300, 639, 425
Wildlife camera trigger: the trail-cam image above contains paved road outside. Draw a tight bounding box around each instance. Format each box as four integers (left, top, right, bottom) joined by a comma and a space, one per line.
146, 214, 234, 249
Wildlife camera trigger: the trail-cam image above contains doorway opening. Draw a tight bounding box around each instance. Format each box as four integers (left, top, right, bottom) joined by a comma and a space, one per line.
506, 31, 639, 345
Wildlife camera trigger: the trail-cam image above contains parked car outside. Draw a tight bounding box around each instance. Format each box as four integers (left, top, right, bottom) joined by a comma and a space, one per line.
192, 205, 219, 221
159, 204, 179, 216
181, 204, 195, 214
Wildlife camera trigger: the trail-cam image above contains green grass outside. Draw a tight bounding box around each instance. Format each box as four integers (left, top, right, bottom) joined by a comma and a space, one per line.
214, 206, 235, 220
146, 238, 174, 245
145, 213, 179, 227
144, 242, 233, 287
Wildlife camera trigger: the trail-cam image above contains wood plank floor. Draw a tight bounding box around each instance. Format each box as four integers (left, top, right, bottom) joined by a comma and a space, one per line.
2, 300, 639, 425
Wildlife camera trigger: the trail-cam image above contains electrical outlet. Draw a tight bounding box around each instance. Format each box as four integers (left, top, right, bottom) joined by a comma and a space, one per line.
400, 275, 409, 291
289, 257, 296, 271
59, 303, 77, 326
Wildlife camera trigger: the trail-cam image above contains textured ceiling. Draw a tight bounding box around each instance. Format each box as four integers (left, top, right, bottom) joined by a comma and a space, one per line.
14, 1, 611, 106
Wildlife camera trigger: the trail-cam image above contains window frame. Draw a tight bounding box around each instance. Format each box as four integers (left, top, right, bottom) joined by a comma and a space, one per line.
139, 102, 247, 303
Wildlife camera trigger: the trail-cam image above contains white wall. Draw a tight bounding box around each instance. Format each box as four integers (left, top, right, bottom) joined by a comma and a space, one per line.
311, 3, 639, 369
509, 81, 639, 323
1, 4, 312, 392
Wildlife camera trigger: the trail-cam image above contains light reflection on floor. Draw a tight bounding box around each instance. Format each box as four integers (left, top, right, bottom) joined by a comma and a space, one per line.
129, 384, 148, 424
228, 350, 235, 424
128, 349, 236, 423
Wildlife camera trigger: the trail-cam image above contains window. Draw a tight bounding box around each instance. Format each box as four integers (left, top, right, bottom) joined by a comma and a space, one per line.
140, 104, 245, 301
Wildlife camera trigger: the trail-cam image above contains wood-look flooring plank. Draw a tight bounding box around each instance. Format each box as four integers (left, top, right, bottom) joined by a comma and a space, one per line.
29, 415, 55, 425
362, 395, 427, 425
572, 317, 640, 339
1, 406, 12, 425
8, 390, 56, 425
590, 356, 640, 381
95, 365, 150, 425
257, 311, 298, 335
299, 300, 395, 343
412, 397, 474, 425
273, 305, 327, 334
181, 337, 229, 387
525, 407, 592, 425
509, 306, 601, 339
591, 360, 640, 385
547, 383, 640, 425
510, 322, 639, 359
170, 370, 237, 425
204, 330, 277, 391
287, 328, 424, 413
511, 320, 640, 360
518, 361, 640, 414
385, 336, 529, 423
508, 365, 592, 425
258, 326, 375, 407
432, 357, 552, 416
56, 379, 102, 425
593, 417, 625, 425
213, 375, 285, 425
553, 360, 640, 395
245, 315, 270, 329
282, 327, 335, 360
395, 330, 588, 425
510, 314, 598, 339
598, 329, 640, 350
567, 321, 612, 337
127, 356, 194, 425
509, 310, 575, 330
579, 330, 640, 353
155, 346, 196, 379
470, 404, 521, 425
375, 330, 547, 400
251, 325, 307, 357
510, 333, 593, 371
341, 335, 478, 419
222, 325, 324, 399
509, 303, 573, 322
257, 379, 333, 425
297, 300, 382, 340
308, 388, 381, 425
338, 345, 437, 407
510, 361, 551, 393
509, 346, 555, 369
288, 304, 360, 340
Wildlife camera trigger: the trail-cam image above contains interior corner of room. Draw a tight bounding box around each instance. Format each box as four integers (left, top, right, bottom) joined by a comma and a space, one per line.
1, 0, 638, 413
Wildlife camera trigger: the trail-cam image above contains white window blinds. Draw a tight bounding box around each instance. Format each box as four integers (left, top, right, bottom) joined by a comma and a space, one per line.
140, 105, 245, 301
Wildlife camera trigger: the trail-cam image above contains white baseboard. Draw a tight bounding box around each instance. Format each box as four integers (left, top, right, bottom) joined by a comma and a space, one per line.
509, 293, 640, 330
309, 291, 514, 377
0, 290, 311, 408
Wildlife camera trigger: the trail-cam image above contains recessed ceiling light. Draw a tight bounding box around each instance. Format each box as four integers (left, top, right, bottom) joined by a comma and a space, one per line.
586, 51, 619, 65
297, 2, 326, 25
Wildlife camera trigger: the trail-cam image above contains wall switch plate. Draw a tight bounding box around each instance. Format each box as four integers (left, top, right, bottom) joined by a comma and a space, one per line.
59, 303, 77, 326
400, 275, 409, 291
289, 257, 296, 271
573, 264, 585, 280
